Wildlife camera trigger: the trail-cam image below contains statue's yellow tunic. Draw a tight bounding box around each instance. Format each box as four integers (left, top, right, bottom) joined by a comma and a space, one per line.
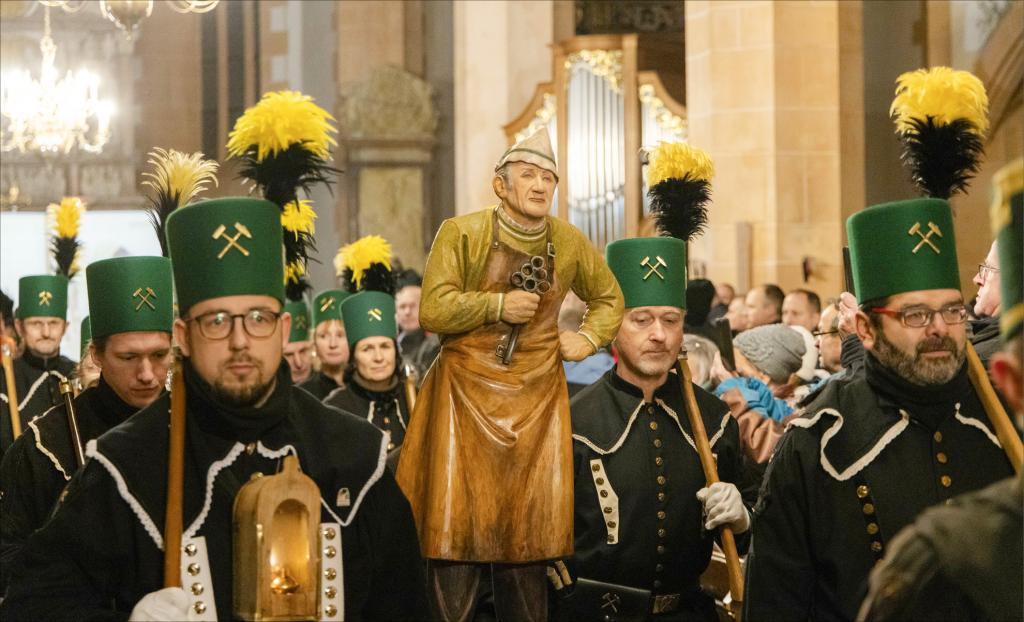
396, 207, 623, 562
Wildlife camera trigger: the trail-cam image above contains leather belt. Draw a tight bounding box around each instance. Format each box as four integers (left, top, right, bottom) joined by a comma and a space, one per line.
651, 593, 681, 614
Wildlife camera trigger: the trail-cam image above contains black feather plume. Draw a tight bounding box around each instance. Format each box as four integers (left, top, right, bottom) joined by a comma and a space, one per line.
898, 117, 984, 199
51, 236, 80, 279
648, 175, 711, 242
341, 264, 395, 297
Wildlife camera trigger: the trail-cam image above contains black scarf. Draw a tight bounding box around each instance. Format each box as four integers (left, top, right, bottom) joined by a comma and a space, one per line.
865, 351, 971, 429
183, 358, 291, 443
89, 374, 142, 430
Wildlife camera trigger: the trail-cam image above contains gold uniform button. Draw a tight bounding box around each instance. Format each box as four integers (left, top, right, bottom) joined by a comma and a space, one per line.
940, 475, 952, 488
600, 490, 609, 498
871, 541, 883, 553
647, 406, 655, 415
193, 602, 207, 615
656, 475, 666, 485
387, 442, 395, 451
657, 492, 666, 502
657, 545, 666, 555
187, 563, 201, 576
936, 452, 948, 464
325, 586, 338, 599
862, 503, 875, 515
933, 431, 943, 443
596, 477, 605, 485
604, 506, 613, 514
655, 456, 664, 466
591, 463, 600, 472
657, 510, 666, 520
655, 563, 664, 572
191, 582, 204, 596
856, 485, 870, 499
649, 421, 658, 431
607, 535, 616, 544
657, 528, 666, 538
323, 527, 337, 540
325, 567, 337, 580
653, 439, 662, 448
607, 521, 616, 529
866, 523, 879, 535
184, 543, 197, 556
324, 545, 337, 559
325, 604, 338, 617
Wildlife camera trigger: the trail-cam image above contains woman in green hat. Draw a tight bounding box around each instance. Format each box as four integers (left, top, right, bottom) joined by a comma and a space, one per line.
297, 289, 351, 399
324, 236, 411, 450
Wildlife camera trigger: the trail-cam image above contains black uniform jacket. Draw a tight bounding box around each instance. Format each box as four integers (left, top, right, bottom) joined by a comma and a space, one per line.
324, 373, 411, 449
0, 376, 141, 588
568, 368, 747, 610
859, 473, 1023, 621
744, 355, 1014, 621
297, 370, 342, 401
1, 360, 429, 621
1, 351, 76, 456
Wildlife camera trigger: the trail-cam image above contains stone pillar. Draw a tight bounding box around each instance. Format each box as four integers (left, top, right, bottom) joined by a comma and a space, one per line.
685, 0, 862, 297
337, 66, 438, 272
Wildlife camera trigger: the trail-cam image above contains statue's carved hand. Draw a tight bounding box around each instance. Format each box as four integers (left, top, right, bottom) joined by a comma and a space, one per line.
559, 331, 594, 362
502, 290, 540, 324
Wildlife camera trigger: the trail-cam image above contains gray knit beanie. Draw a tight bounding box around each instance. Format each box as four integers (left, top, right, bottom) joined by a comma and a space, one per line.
734, 323, 806, 384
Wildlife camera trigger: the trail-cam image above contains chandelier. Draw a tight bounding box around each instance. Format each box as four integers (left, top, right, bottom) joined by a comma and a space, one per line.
0, 6, 113, 155
40, 1, 220, 40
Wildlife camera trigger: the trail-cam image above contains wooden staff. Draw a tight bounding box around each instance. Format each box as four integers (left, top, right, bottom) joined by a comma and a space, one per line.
965, 342, 1022, 473
59, 379, 85, 468
163, 357, 186, 587
678, 352, 744, 618
402, 362, 418, 412
1, 340, 21, 439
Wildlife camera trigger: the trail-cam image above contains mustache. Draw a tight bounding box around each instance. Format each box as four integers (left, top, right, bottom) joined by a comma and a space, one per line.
224, 354, 261, 367
917, 336, 958, 354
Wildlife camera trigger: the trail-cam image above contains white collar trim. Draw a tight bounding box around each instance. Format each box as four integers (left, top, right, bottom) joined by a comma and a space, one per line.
788, 407, 911, 481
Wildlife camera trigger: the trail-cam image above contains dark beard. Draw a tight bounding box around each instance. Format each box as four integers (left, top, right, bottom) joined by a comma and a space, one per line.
211, 373, 275, 408
873, 329, 965, 386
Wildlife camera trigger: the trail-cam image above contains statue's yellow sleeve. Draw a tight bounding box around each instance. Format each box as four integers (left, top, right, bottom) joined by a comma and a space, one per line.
419, 218, 501, 335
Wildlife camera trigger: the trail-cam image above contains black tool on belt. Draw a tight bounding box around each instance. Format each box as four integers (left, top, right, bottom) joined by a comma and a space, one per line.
496, 243, 554, 366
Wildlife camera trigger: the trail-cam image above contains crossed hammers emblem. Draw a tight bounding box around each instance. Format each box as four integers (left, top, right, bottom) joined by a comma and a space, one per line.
212, 222, 253, 259
133, 287, 157, 311
367, 308, 383, 322
908, 221, 942, 254
641, 255, 668, 280
38, 290, 53, 306
319, 296, 336, 313
601, 592, 621, 613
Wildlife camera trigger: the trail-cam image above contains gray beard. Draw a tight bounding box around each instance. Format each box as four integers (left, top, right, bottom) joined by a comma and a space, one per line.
872, 329, 965, 386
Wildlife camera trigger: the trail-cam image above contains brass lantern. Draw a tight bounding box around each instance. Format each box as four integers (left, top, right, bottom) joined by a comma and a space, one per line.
234, 455, 322, 621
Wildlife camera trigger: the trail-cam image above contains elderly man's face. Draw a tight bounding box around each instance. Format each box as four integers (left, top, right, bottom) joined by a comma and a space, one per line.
283, 339, 313, 384
816, 305, 843, 373
726, 298, 749, 332
396, 286, 422, 333
494, 161, 556, 223
16, 317, 67, 358
783, 292, 820, 333
745, 288, 779, 328
615, 306, 684, 380
972, 241, 1001, 318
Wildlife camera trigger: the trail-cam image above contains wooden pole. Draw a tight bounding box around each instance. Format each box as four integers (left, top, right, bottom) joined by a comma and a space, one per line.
965, 342, 1022, 473
678, 353, 744, 618
402, 363, 418, 412
163, 357, 186, 587
1, 341, 21, 440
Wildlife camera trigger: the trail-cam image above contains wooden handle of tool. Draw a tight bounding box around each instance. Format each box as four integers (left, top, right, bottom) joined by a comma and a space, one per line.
403, 370, 418, 412
163, 358, 186, 587
965, 342, 1022, 474
678, 356, 745, 617
1, 343, 21, 440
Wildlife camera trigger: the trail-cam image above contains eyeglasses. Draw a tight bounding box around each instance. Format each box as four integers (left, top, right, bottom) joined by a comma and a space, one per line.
185, 309, 281, 340
870, 304, 968, 328
976, 263, 999, 281
812, 329, 840, 338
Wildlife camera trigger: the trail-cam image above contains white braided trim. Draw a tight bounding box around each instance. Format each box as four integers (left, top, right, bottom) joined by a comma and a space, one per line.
255, 442, 297, 460
395, 398, 407, 431
658, 398, 699, 453
572, 401, 645, 455
18, 370, 66, 411
788, 408, 910, 482
953, 403, 1002, 448
183, 442, 244, 540
338, 430, 389, 527
366, 400, 376, 423
323, 386, 345, 404
29, 414, 70, 481
0, 392, 7, 403
85, 439, 164, 550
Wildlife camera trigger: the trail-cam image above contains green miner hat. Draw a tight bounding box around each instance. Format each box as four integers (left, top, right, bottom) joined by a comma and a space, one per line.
846, 198, 959, 303
285, 300, 311, 342
165, 197, 285, 316
991, 159, 1023, 341
312, 289, 350, 327
80, 316, 91, 359
86, 257, 173, 339
605, 237, 687, 309
340, 291, 396, 348
17, 275, 68, 319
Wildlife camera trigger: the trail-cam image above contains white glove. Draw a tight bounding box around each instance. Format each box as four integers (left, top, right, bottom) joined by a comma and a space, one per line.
696, 482, 750, 534
128, 587, 195, 622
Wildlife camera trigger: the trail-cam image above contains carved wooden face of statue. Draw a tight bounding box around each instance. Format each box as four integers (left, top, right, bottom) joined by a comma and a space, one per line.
493, 161, 556, 225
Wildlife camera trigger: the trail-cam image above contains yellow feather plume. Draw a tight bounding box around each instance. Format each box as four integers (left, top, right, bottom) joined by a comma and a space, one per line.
334, 235, 392, 285
226, 90, 338, 161
281, 199, 317, 238
142, 147, 219, 206
284, 261, 306, 285
890, 67, 989, 136
646, 141, 714, 187
47, 197, 84, 239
